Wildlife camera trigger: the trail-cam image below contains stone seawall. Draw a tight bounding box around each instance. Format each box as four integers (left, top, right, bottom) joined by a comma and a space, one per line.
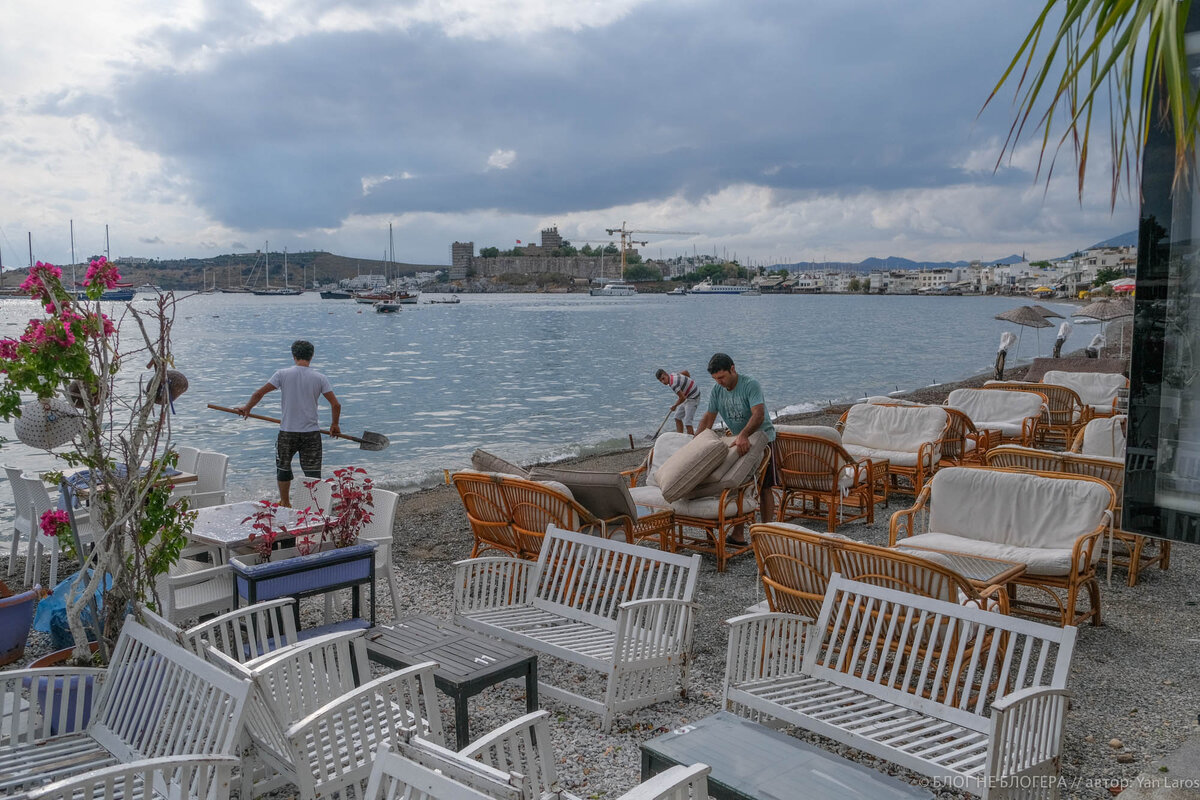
468, 255, 614, 279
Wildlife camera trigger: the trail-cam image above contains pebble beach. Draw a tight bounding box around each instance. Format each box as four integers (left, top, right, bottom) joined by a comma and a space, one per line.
5, 349, 1196, 800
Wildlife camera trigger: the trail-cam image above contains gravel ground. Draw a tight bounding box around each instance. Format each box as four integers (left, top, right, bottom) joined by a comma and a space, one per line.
6, 362, 1196, 799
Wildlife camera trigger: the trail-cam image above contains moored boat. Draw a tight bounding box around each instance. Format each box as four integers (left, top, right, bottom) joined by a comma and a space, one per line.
374, 300, 401, 313
666, 286, 688, 296
427, 295, 461, 304
590, 281, 638, 297
320, 289, 353, 300
690, 278, 751, 295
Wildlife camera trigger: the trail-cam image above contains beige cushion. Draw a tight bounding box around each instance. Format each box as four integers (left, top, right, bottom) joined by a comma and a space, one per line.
775, 425, 842, 444
655, 429, 730, 503
840, 404, 948, 459
470, 449, 529, 479
863, 396, 925, 406
946, 388, 1044, 435
671, 494, 760, 519
528, 467, 636, 520
1079, 416, 1127, 459
686, 431, 768, 498
843, 444, 922, 468
646, 432, 694, 487
927, 467, 1111, 551
1042, 370, 1126, 411
896, 533, 1086, 577
629, 484, 668, 509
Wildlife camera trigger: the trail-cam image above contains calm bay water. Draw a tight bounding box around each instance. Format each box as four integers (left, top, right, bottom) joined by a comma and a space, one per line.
0, 291, 1081, 534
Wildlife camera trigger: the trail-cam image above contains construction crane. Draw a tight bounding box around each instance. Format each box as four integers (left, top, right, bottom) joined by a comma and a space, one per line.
604, 222, 700, 278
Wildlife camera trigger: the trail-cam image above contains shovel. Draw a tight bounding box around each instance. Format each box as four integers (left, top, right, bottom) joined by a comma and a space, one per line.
207, 404, 390, 451
645, 408, 674, 441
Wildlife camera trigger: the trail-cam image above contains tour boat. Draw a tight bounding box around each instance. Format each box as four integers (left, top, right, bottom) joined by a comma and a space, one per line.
689, 279, 752, 295
590, 281, 638, 297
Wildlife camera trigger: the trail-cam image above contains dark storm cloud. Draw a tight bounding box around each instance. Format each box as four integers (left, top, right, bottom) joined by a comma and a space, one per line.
59, 0, 1041, 230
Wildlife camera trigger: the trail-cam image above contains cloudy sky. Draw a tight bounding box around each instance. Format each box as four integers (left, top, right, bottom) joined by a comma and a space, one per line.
0, 0, 1139, 268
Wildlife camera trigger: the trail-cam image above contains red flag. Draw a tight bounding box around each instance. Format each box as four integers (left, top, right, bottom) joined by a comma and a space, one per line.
516, 239, 522, 244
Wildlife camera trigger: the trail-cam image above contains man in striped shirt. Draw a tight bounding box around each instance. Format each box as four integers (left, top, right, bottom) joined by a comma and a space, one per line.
655, 368, 701, 435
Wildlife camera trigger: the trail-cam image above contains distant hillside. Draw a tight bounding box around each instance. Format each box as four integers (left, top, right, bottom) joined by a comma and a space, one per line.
770, 253, 1024, 274
1, 251, 445, 291
1085, 230, 1137, 249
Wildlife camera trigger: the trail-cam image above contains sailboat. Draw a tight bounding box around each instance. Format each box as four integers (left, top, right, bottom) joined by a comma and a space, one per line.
252, 246, 302, 296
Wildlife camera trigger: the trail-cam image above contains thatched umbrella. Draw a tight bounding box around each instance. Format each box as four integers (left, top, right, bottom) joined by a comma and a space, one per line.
995, 305, 1053, 358
1073, 298, 1134, 358
1030, 304, 1065, 319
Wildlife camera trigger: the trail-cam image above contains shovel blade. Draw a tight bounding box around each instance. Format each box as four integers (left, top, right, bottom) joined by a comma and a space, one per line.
358, 431, 390, 451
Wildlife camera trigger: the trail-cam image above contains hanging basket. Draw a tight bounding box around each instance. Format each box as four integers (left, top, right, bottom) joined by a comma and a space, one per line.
148, 370, 189, 404
66, 380, 101, 410
14, 398, 84, 450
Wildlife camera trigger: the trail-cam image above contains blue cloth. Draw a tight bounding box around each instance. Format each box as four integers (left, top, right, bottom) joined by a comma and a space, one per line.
66, 465, 181, 490
34, 570, 111, 633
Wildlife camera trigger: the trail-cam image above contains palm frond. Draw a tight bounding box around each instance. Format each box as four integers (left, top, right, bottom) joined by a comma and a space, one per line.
983, 0, 1196, 206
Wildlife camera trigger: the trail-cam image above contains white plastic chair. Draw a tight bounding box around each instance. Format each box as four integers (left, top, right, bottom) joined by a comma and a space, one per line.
4, 465, 33, 577
22, 474, 67, 587
301, 477, 334, 514
174, 445, 201, 474
357, 488, 400, 620
189, 451, 229, 509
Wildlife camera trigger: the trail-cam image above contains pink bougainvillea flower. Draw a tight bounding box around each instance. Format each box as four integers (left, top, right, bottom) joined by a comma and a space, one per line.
39, 508, 71, 539
19, 262, 63, 301
83, 256, 121, 290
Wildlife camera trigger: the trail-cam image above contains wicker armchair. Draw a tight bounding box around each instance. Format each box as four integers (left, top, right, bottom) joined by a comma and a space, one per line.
835, 403, 949, 495
1041, 370, 1127, 419
772, 426, 883, 532
452, 471, 521, 557
944, 387, 1043, 448
987, 381, 1091, 447
939, 406, 997, 466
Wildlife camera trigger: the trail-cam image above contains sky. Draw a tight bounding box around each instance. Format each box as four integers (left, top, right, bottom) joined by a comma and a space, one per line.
0, 0, 1140, 269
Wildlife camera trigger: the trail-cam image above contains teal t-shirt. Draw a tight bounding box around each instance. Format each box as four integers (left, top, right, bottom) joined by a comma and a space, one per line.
706, 374, 775, 442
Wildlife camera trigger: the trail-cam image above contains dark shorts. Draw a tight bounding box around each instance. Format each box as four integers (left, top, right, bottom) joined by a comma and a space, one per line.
276, 431, 322, 482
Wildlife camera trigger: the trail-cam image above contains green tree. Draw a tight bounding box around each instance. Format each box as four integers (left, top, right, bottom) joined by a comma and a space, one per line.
988, 0, 1196, 203
1094, 266, 1125, 285
580, 244, 594, 256
848, 276, 862, 292
603, 243, 619, 255
863, 278, 872, 293
697, 263, 725, 281
479, 246, 500, 258
1031, 260, 1052, 268
623, 264, 662, 281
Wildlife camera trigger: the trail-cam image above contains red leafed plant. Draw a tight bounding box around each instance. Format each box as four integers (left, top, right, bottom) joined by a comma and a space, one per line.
292, 467, 375, 553
242, 501, 288, 564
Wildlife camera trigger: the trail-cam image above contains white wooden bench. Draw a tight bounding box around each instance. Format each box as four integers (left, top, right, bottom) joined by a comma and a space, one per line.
0, 619, 251, 800
392, 709, 713, 799
724, 574, 1078, 800
205, 627, 441, 799
454, 525, 702, 731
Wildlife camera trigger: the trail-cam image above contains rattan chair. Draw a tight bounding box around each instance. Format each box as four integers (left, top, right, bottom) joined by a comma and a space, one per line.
452, 471, 521, 557
772, 428, 882, 532
939, 406, 997, 466
835, 403, 950, 495
987, 381, 1091, 447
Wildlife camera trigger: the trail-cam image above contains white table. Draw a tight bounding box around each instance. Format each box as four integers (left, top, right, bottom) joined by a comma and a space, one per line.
188, 501, 322, 561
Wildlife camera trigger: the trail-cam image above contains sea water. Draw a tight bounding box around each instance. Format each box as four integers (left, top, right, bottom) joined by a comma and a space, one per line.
0, 291, 1081, 535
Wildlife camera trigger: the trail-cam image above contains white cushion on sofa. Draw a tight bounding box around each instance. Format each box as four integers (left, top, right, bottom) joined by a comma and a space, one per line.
840, 404, 948, 460
895, 532, 1086, 577
1079, 416, 1127, 459
946, 388, 1044, 435
927, 467, 1111, 551
656, 429, 730, 502
775, 424, 842, 444
1042, 370, 1126, 411
646, 433, 693, 487
842, 444, 922, 468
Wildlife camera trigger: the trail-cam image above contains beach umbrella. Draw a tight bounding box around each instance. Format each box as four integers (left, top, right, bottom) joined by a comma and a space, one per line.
1112, 278, 1136, 294
1073, 297, 1134, 358
995, 305, 1053, 358
1030, 304, 1065, 319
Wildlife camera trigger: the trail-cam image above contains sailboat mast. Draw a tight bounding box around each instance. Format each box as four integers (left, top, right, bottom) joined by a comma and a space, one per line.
283, 247, 288, 289
70, 220, 76, 288
265, 242, 270, 288
28, 232, 33, 268
105, 224, 110, 261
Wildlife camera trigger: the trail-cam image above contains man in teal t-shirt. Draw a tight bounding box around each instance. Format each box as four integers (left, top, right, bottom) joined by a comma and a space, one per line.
696, 352, 776, 543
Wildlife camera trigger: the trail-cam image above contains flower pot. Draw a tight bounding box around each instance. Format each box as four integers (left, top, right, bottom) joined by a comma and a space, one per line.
229, 541, 377, 624
27, 641, 102, 735
0, 587, 39, 666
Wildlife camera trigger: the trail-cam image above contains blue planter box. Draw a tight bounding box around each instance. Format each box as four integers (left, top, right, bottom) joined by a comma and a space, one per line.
230, 541, 377, 626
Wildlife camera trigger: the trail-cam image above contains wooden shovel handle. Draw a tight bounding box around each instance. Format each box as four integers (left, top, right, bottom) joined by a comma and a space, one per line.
206, 403, 366, 444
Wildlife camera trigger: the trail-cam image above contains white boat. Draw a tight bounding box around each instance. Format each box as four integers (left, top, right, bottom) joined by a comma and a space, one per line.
590, 281, 638, 297
135, 284, 162, 294
427, 295, 461, 304
666, 287, 688, 296
689, 278, 752, 295
374, 300, 401, 313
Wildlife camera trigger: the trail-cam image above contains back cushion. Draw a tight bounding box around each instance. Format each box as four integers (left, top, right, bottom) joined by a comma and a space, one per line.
527, 467, 637, 520
1042, 371, 1126, 407
947, 388, 1043, 425
470, 449, 530, 479
686, 431, 768, 498
656, 429, 731, 503
928, 467, 1112, 549
775, 424, 842, 445
1080, 416, 1127, 458
840, 404, 948, 452
648, 433, 694, 487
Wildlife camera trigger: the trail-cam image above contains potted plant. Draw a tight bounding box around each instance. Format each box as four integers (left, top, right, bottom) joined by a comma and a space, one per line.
0, 259, 194, 665
228, 467, 378, 624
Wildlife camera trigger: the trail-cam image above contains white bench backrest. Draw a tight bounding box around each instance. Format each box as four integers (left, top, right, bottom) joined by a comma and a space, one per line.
805, 574, 1077, 732
532, 526, 701, 626
90, 619, 250, 764
946, 388, 1044, 427
1042, 370, 1126, 408
840, 404, 947, 453
928, 467, 1112, 549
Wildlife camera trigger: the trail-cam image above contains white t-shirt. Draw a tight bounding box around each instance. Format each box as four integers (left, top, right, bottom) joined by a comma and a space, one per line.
268, 365, 333, 432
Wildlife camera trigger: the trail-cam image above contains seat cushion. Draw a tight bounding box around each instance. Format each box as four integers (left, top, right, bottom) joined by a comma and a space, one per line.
843, 444, 922, 468
655, 429, 731, 503
927, 467, 1112, 550
895, 532, 1091, 576
685, 432, 768, 498
774, 424, 842, 444
672, 494, 760, 519
646, 432, 694, 487
629, 485, 669, 509
528, 467, 636, 520
470, 449, 529, 479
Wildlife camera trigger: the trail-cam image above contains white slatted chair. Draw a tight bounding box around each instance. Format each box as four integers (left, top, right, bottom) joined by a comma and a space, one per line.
155, 543, 235, 626
4, 465, 34, 577
184, 597, 301, 661
169, 445, 203, 503
25, 754, 241, 800
365, 745, 510, 800
357, 488, 400, 620
189, 451, 229, 509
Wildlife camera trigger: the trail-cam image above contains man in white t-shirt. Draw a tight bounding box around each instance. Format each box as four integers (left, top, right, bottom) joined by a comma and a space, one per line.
236, 340, 341, 506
